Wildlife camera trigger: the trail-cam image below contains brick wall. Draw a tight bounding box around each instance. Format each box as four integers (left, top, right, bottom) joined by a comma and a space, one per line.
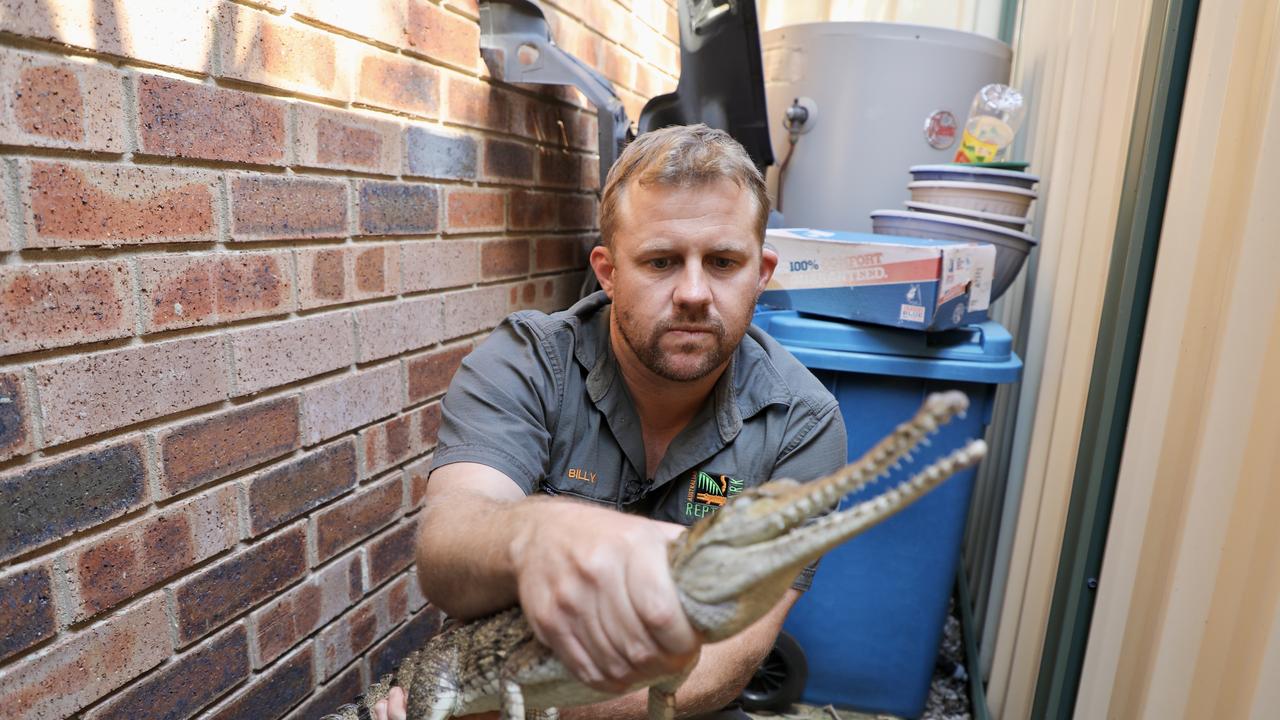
0, 1, 678, 718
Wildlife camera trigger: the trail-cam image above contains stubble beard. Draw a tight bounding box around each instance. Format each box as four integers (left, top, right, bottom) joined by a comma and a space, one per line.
616, 307, 732, 382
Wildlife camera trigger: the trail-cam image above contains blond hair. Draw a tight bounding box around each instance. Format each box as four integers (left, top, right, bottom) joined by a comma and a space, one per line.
599, 124, 770, 248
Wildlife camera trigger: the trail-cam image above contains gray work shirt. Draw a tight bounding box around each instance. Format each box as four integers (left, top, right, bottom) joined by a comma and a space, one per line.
431, 292, 847, 591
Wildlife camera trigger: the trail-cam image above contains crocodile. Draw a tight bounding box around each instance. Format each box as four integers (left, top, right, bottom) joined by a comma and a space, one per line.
323, 390, 986, 720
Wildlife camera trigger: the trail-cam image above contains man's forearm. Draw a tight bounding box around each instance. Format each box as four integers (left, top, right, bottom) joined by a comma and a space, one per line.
414, 491, 549, 619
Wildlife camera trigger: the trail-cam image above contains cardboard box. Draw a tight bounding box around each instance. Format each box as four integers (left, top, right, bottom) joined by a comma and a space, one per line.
759, 228, 996, 331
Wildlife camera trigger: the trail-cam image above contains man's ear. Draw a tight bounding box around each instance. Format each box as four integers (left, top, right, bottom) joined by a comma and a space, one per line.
757, 245, 779, 294
589, 244, 616, 297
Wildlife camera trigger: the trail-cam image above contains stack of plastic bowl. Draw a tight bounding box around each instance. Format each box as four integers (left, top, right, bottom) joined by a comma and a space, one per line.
870, 164, 1040, 301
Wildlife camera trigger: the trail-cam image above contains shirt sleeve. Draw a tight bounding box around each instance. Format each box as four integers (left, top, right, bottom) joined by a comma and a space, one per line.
772, 401, 848, 592
430, 315, 561, 495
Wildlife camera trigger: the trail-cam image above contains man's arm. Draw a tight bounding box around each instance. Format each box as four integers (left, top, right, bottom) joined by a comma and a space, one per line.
558, 589, 801, 720
414, 462, 702, 689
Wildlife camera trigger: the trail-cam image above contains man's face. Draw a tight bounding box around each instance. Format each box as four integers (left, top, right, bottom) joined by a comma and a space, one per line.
590, 178, 777, 383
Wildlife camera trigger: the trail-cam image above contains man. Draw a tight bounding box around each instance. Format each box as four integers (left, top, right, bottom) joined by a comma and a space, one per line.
375, 124, 846, 719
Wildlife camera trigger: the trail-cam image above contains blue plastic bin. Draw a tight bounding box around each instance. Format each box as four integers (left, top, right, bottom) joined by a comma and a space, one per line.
753, 309, 1022, 719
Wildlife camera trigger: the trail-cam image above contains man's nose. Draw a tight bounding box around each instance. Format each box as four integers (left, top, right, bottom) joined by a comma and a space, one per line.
672, 264, 712, 308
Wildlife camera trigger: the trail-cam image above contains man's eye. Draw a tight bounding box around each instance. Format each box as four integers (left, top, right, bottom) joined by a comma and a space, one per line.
649, 258, 671, 270
710, 257, 737, 270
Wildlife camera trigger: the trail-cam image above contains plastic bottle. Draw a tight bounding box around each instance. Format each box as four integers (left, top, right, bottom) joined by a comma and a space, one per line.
953, 84, 1025, 163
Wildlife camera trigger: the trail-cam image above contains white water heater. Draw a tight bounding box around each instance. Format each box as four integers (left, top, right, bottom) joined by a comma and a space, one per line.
763, 22, 1012, 233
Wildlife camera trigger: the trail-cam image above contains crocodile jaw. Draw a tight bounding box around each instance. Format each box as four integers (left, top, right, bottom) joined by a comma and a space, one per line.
668, 391, 986, 641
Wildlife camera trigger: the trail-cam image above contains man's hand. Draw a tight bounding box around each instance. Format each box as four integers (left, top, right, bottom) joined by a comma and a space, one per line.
511, 501, 701, 693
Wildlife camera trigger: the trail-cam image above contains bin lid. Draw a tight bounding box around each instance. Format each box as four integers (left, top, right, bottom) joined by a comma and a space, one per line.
753, 309, 1023, 384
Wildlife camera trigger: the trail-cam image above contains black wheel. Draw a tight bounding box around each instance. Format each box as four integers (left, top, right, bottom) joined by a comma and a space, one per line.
738, 630, 808, 712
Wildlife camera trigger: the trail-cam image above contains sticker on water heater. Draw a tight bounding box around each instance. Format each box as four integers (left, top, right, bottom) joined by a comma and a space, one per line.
900, 304, 925, 323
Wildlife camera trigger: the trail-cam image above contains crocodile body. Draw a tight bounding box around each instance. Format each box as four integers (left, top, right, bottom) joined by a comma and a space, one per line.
324, 391, 986, 720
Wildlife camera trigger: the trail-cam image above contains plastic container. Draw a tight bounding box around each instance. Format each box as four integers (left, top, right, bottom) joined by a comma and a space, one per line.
909, 163, 1039, 190
907, 180, 1037, 217
870, 209, 1036, 301
752, 309, 1022, 719
905, 200, 1030, 230
953, 83, 1025, 163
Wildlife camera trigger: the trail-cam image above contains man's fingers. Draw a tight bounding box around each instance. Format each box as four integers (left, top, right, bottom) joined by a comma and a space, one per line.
626, 542, 699, 657
387, 687, 407, 720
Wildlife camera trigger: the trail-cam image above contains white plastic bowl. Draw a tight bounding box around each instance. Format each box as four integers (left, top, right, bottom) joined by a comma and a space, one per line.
905, 201, 1030, 231
870, 209, 1037, 301
908, 180, 1037, 217
909, 164, 1040, 189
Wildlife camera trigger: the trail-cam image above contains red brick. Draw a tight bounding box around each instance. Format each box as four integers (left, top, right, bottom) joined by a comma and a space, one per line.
293, 0, 407, 47
290, 662, 364, 720
205, 645, 314, 720
416, 402, 442, 449
405, 455, 432, 508
443, 75, 515, 134
400, 239, 479, 292
355, 296, 443, 364
367, 604, 444, 680
294, 246, 345, 309
481, 238, 531, 280
301, 363, 402, 445
136, 74, 285, 165
0, 562, 55, 663
250, 552, 361, 667
368, 520, 418, 588
443, 0, 480, 19
353, 243, 402, 300
357, 181, 440, 236
158, 396, 300, 498
229, 313, 354, 396
406, 342, 470, 404
0, 48, 125, 152
360, 413, 416, 478
218, 3, 352, 101
602, 43, 637, 91
36, 337, 228, 445
84, 624, 250, 720
0, 1, 219, 74
534, 235, 588, 272
509, 189, 558, 230
138, 251, 294, 333
246, 439, 356, 536
0, 439, 147, 562
356, 52, 439, 118
230, 174, 348, 241
484, 138, 535, 181
0, 260, 133, 355
405, 0, 480, 70
0, 372, 34, 463
20, 160, 217, 248
294, 103, 401, 174
315, 577, 408, 679
445, 189, 505, 233
0, 594, 170, 720
68, 486, 237, 620
404, 124, 479, 180
315, 478, 401, 560
559, 193, 598, 229
175, 525, 307, 643
538, 147, 587, 188
443, 284, 508, 339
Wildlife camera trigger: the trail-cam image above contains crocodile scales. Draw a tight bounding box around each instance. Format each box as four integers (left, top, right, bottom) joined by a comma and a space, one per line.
323, 391, 987, 720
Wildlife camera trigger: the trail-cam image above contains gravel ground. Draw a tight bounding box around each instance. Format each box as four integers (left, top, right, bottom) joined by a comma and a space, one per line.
747, 601, 973, 720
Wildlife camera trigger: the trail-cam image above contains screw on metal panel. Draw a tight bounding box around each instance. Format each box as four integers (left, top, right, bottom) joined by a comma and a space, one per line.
1086, 577, 1098, 590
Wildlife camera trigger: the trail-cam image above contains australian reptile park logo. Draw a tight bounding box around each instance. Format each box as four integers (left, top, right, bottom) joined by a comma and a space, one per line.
685, 469, 744, 519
